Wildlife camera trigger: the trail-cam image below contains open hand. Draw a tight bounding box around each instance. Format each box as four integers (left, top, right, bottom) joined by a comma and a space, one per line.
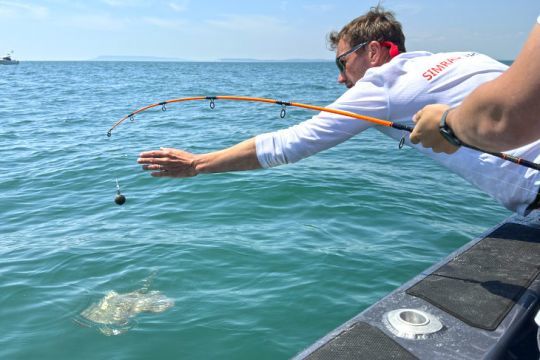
137, 147, 199, 177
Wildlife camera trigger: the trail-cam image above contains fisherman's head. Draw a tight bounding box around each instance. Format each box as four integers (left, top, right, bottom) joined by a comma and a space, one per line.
328, 6, 406, 88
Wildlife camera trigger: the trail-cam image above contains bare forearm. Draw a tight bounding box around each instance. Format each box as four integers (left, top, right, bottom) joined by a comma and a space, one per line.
193, 138, 261, 173
449, 24, 540, 151
447, 84, 510, 150
449, 79, 530, 151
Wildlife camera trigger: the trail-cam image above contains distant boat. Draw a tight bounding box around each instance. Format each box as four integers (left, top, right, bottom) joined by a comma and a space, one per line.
1, 52, 19, 65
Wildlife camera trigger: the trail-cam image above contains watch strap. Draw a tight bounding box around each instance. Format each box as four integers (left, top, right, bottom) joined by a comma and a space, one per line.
439, 108, 462, 147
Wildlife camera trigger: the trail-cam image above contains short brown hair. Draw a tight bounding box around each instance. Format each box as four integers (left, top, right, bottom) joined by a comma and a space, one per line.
328, 6, 406, 53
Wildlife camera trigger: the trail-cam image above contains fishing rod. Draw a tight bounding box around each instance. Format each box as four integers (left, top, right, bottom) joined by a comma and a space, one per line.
107, 95, 540, 172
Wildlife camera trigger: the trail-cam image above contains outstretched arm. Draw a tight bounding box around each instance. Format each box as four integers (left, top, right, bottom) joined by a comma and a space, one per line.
410, 22, 540, 153
137, 138, 261, 177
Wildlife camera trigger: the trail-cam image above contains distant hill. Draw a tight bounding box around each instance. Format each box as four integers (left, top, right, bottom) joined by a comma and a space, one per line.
218, 58, 332, 62
91, 55, 188, 62
91, 56, 333, 62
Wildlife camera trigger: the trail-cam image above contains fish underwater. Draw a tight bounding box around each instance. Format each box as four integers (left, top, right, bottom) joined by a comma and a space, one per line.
76, 275, 174, 336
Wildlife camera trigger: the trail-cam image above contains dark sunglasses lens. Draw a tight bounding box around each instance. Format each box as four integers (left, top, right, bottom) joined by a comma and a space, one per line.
335, 58, 344, 73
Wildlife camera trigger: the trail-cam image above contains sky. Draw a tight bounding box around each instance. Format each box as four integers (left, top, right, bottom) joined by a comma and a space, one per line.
0, 0, 538, 61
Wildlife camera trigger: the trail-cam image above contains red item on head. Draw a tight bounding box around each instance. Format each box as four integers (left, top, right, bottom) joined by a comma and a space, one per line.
380, 41, 400, 58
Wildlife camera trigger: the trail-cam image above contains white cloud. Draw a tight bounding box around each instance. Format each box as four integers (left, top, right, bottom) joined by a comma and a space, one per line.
169, 1, 189, 13
0, 1, 48, 19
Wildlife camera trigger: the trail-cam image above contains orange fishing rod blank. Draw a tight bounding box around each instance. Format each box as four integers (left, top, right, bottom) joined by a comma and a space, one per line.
107, 95, 394, 136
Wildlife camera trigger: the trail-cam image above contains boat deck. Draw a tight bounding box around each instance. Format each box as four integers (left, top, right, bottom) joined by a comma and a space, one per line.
294, 212, 540, 359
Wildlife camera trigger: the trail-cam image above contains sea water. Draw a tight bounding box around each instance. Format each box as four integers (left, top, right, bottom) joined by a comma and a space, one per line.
0, 61, 510, 359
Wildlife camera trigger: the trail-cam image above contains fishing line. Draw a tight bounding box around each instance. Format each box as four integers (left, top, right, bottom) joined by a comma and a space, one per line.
108, 95, 540, 205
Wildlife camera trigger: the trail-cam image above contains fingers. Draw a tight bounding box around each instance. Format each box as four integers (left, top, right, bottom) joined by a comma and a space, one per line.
138, 147, 198, 178
138, 148, 191, 162
138, 157, 173, 165
142, 164, 176, 177
409, 131, 420, 144
409, 112, 423, 144
441, 144, 460, 155
410, 107, 426, 144
409, 104, 455, 152
138, 149, 179, 165
146, 167, 197, 178
142, 163, 193, 174
412, 109, 422, 124
142, 164, 165, 171
142, 164, 168, 176
150, 170, 171, 177
138, 149, 167, 158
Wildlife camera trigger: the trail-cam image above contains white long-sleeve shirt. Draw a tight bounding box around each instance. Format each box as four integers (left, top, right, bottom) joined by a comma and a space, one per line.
255, 51, 540, 215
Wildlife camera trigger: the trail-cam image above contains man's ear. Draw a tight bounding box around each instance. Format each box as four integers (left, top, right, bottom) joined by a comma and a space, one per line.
367, 41, 388, 66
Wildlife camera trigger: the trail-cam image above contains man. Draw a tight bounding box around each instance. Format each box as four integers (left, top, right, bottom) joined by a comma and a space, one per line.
138, 7, 540, 215
410, 15, 540, 153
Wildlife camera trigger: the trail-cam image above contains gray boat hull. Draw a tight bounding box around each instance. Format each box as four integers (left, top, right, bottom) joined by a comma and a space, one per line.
294, 212, 540, 359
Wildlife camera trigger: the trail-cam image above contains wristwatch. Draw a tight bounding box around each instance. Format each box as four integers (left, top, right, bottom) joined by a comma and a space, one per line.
439, 108, 462, 147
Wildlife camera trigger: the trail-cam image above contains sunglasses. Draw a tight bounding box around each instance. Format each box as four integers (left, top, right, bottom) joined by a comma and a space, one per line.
335, 41, 368, 73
